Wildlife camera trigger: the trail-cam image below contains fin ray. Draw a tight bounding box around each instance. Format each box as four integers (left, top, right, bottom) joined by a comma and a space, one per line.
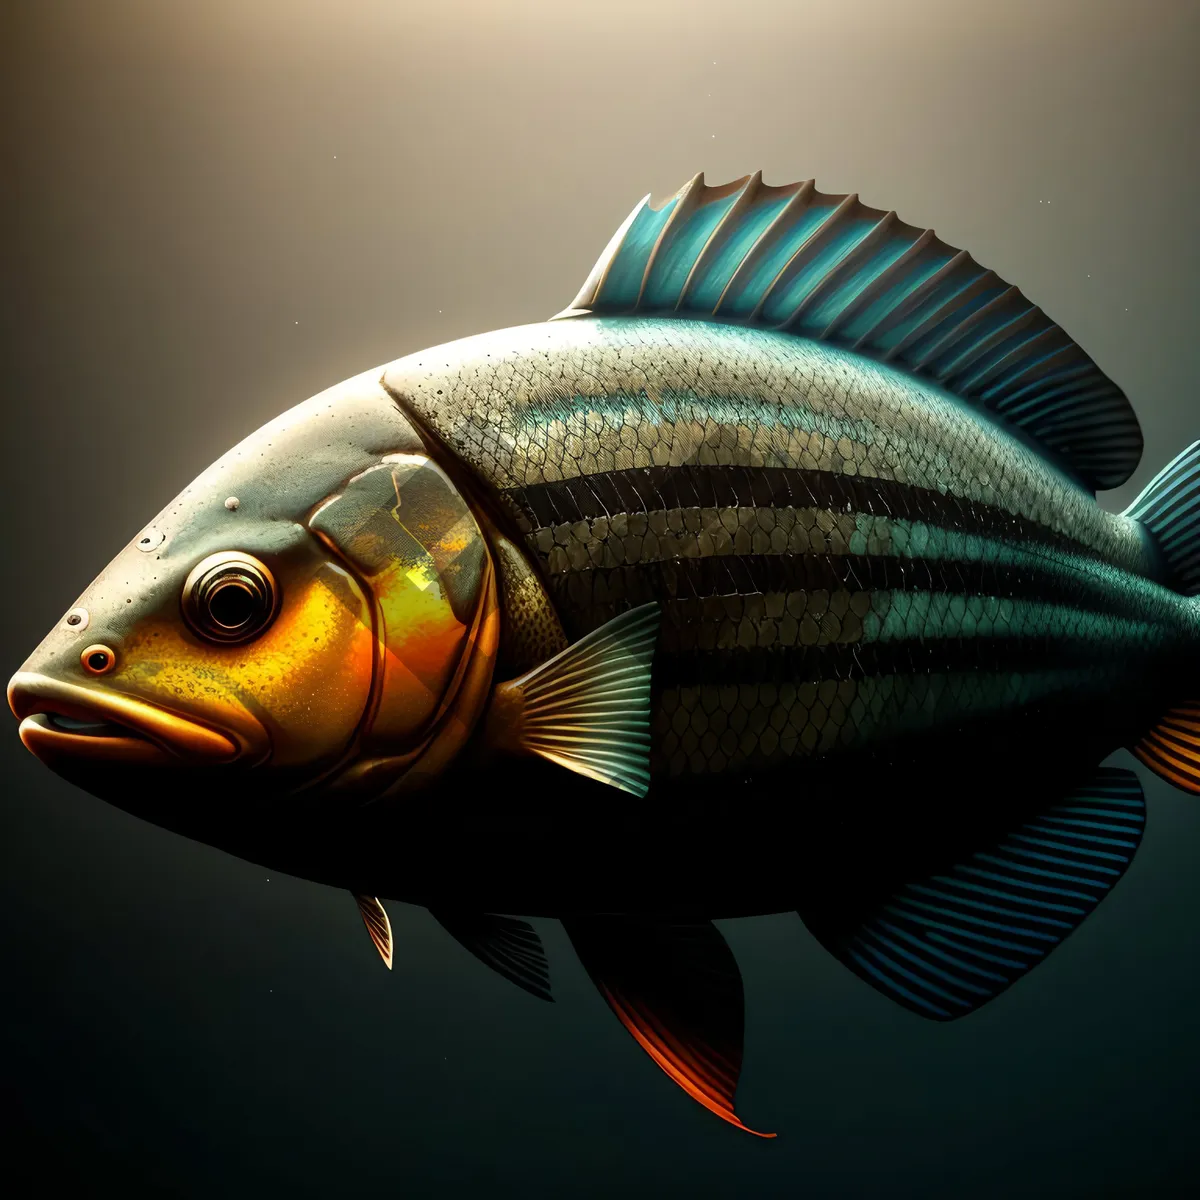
353, 894, 393, 970
497, 602, 660, 797
1122, 440, 1200, 594
800, 767, 1145, 1021
553, 173, 1141, 490
1134, 703, 1200, 793
564, 916, 775, 1137
431, 911, 553, 1002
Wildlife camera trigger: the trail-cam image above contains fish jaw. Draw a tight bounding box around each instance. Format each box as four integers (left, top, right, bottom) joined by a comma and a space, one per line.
8, 671, 251, 767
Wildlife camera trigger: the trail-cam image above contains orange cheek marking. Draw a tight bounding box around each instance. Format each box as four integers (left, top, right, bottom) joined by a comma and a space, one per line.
368, 562, 470, 745
118, 565, 375, 767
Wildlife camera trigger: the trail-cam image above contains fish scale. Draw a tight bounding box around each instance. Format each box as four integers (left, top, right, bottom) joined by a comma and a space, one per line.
383, 318, 1185, 784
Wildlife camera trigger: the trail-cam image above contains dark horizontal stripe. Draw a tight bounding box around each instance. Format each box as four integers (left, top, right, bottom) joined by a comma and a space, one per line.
505, 464, 1100, 560
546, 552, 1154, 626
651, 634, 1113, 688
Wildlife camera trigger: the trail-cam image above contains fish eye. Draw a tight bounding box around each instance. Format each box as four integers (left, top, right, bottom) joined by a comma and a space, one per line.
182, 552, 278, 645
81, 644, 116, 675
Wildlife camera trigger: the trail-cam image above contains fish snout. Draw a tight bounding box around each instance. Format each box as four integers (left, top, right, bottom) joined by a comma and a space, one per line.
8, 669, 248, 767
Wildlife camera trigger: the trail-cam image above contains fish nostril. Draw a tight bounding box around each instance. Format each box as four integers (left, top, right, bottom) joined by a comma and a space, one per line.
80, 644, 116, 676
65, 607, 89, 632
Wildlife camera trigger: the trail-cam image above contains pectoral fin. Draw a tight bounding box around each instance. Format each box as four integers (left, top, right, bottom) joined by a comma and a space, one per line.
799, 767, 1145, 1020
431, 911, 553, 1002
485, 602, 660, 797
564, 916, 775, 1138
353, 894, 393, 970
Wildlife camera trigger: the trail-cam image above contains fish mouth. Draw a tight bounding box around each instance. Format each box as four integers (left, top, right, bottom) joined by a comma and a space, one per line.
8, 672, 242, 766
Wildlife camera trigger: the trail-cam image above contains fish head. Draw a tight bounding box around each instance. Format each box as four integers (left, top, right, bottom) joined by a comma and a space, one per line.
5, 368, 462, 827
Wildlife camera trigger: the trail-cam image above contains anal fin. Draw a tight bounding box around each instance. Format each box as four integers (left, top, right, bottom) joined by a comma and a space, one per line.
430, 911, 553, 1002
353, 894, 393, 970
800, 767, 1145, 1021
564, 916, 775, 1138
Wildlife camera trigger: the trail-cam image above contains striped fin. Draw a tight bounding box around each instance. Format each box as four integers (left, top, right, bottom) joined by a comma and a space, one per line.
496, 602, 660, 797
353, 894, 393, 970
1134, 704, 1200, 795
430, 911, 553, 1002
564, 916, 775, 1138
553, 172, 1141, 491
1122, 439, 1200, 594
801, 767, 1145, 1021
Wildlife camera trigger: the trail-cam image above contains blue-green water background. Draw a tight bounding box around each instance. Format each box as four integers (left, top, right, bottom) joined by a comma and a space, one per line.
3, 1, 1199, 1195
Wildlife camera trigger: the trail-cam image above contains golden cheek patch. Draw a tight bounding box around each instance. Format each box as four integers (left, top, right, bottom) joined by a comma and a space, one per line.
310, 455, 490, 750
118, 563, 374, 767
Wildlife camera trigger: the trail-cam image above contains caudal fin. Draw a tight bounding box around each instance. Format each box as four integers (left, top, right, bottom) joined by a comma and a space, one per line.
1123, 439, 1200, 594
1123, 440, 1200, 791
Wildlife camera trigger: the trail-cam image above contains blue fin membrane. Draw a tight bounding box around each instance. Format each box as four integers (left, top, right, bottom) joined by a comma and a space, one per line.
430, 911, 553, 1002
800, 767, 1145, 1021
553, 172, 1142, 491
1122, 439, 1200, 594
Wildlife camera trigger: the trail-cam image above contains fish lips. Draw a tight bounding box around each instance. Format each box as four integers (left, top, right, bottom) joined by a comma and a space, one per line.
7, 672, 257, 768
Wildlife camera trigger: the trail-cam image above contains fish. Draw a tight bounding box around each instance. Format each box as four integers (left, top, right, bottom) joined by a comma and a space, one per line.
9, 170, 1200, 1138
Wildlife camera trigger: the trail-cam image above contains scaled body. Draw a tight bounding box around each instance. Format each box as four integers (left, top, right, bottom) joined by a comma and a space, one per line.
385, 316, 1187, 789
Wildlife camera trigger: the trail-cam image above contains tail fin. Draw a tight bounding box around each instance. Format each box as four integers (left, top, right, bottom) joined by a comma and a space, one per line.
1123, 440, 1200, 791
1123, 439, 1200, 594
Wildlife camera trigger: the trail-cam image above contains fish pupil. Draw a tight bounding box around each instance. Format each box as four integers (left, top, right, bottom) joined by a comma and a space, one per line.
87, 651, 108, 670
208, 580, 257, 629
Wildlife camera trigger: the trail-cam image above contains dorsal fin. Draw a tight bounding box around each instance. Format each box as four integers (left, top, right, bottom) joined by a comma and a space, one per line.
553, 172, 1142, 491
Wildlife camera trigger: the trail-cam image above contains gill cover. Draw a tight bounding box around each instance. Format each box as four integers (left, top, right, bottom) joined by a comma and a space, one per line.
310, 454, 500, 797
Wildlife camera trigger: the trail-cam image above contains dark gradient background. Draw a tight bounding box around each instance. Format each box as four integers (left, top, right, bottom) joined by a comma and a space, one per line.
4, 1, 1200, 1195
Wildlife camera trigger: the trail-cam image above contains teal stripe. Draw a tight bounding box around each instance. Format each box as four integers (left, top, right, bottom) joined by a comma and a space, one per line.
994, 843, 1122, 876
1035, 816, 1142, 839
1010, 832, 1132, 863
851, 937, 975, 1007
972, 852, 1108, 889
926, 876, 1086, 916
925, 930, 1030, 971
1048, 804, 1143, 817
907, 884, 1076, 930
893, 896, 1063, 942
863, 586, 1162, 649
1023, 823, 1139, 850
862, 926, 993, 995
956, 864, 1097, 903
875, 919, 1008, 984
847, 946, 954, 1017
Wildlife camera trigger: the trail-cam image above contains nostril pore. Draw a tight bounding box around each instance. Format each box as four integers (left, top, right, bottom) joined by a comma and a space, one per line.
81, 644, 116, 676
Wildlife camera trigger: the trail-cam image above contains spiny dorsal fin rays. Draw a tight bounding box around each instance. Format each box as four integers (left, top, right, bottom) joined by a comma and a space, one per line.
353, 893, 393, 970
715, 178, 818, 314
551, 172, 1142, 492
555, 192, 654, 322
